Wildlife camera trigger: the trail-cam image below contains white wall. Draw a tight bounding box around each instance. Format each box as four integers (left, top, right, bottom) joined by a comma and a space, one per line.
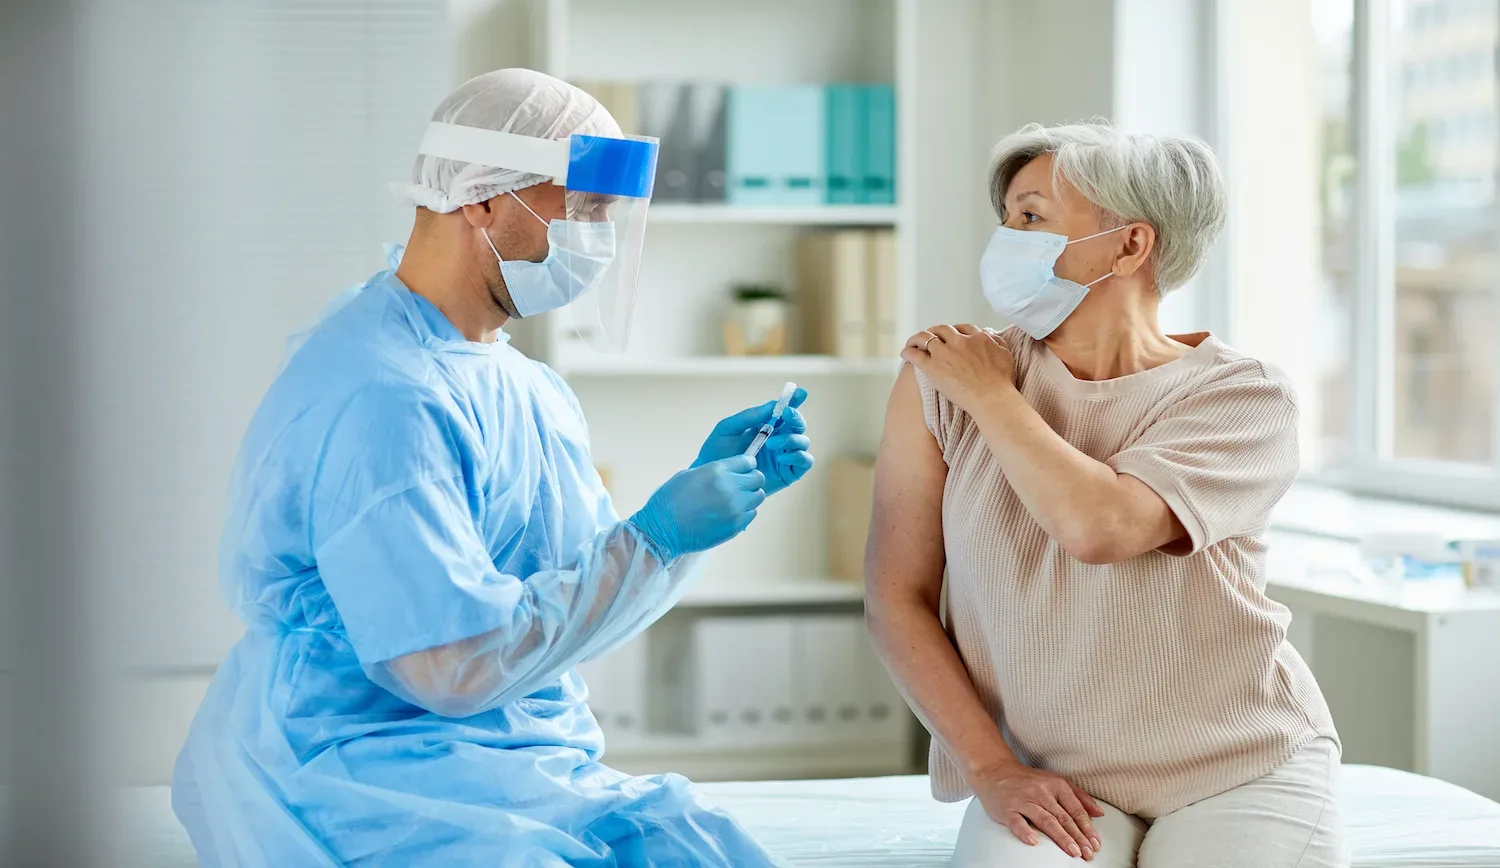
451, 0, 546, 84
1217, 0, 1325, 465
912, 0, 993, 329
1113, 0, 1217, 334
981, 0, 1117, 135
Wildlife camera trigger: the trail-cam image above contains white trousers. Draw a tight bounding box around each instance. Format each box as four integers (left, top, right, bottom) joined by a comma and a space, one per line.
950, 738, 1349, 868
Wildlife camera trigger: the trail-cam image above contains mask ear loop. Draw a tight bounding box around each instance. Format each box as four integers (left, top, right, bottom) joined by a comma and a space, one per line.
480, 226, 506, 264
509, 191, 551, 227
481, 191, 553, 267
1068, 223, 1131, 288
1064, 223, 1132, 246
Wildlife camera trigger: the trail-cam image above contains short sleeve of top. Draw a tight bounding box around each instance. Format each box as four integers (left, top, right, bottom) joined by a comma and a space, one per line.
1108, 371, 1300, 557
309, 384, 517, 664
910, 363, 967, 461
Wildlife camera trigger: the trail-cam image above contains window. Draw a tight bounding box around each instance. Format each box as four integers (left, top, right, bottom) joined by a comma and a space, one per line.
1233, 0, 1500, 508
1391, 0, 1497, 466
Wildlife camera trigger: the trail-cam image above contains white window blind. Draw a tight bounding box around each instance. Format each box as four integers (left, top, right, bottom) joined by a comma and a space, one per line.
75, 1, 448, 670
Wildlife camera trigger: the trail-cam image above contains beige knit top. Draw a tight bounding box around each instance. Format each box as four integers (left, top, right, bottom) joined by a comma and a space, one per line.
918, 327, 1337, 819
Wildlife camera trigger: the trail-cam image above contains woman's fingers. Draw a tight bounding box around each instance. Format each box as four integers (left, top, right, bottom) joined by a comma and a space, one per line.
901, 331, 943, 367
929, 323, 962, 342
905, 330, 940, 352
1058, 785, 1102, 851
1073, 785, 1106, 819
1045, 796, 1095, 860
952, 323, 984, 336
1021, 801, 1082, 859
1003, 811, 1040, 846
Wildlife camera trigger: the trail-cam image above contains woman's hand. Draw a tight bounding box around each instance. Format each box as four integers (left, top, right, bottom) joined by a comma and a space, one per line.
969, 759, 1104, 861
900, 324, 1015, 413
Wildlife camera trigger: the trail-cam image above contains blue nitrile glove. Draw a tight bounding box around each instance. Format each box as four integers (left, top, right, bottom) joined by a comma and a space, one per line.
629, 455, 767, 561
692, 388, 814, 495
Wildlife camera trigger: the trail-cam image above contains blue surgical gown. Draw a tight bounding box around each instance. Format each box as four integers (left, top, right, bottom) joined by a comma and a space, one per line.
172, 253, 778, 867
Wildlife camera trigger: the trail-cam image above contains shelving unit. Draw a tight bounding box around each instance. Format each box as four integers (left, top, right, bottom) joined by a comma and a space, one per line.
681, 575, 865, 608
650, 204, 904, 226
528, 0, 917, 554
505, 0, 922, 780
560, 354, 900, 377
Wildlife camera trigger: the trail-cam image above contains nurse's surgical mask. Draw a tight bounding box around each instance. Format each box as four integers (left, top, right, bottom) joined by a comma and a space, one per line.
979, 224, 1129, 339
481, 192, 618, 318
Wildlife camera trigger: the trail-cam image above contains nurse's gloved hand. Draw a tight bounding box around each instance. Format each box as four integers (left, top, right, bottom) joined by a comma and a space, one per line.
629, 456, 767, 561
693, 389, 814, 495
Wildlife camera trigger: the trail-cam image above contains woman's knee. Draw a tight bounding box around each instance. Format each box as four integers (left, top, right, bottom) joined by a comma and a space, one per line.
950, 796, 1143, 868
1139, 739, 1348, 868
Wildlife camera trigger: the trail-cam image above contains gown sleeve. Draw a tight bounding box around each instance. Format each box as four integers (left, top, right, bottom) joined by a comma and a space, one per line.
310, 383, 702, 718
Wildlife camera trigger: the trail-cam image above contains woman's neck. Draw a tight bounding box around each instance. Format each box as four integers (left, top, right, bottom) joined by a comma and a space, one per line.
1042, 290, 1186, 381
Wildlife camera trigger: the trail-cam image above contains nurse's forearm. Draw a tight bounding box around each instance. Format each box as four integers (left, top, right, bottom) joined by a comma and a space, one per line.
379, 523, 694, 716
577, 550, 706, 663
865, 597, 1019, 781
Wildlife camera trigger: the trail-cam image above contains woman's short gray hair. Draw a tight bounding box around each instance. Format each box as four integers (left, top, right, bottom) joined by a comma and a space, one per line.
989, 121, 1226, 294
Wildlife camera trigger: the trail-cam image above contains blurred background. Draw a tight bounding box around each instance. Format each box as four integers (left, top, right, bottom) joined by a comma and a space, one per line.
6, 0, 1500, 863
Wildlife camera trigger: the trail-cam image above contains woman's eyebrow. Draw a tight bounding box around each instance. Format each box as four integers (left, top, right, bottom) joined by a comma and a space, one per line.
1013, 190, 1048, 204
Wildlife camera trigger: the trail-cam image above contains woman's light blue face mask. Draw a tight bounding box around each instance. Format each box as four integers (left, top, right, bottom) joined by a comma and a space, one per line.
481, 192, 617, 318
979, 223, 1128, 339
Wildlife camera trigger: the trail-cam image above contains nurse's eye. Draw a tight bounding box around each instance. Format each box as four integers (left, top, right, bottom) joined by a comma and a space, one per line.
1021, 211, 1041, 225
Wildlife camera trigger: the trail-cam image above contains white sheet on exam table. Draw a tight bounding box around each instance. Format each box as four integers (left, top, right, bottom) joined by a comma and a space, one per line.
110, 766, 1500, 867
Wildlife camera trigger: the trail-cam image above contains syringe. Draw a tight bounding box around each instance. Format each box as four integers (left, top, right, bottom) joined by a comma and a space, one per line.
743, 381, 798, 459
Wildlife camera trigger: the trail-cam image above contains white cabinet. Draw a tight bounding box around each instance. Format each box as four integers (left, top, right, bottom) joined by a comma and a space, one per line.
1267, 531, 1500, 801
592, 611, 913, 782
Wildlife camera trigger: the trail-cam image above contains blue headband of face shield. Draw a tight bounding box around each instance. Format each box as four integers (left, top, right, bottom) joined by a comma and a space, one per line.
413, 123, 659, 199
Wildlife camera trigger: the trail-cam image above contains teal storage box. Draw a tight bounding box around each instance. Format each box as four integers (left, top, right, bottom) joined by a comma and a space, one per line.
727, 85, 825, 206
824, 84, 863, 205
860, 84, 896, 205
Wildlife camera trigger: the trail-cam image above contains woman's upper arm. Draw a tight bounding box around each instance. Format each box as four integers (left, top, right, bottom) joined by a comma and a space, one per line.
865, 365, 948, 614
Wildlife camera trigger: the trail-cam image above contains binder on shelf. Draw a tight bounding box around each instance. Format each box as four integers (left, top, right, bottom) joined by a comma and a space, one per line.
792, 615, 869, 740
866, 229, 899, 356
727, 85, 825, 206
824, 85, 863, 206
692, 83, 729, 203
694, 616, 800, 747
827, 457, 876, 581
860, 84, 897, 205
796, 230, 869, 358
644, 618, 696, 735
639, 81, 697, 203
856, 625, 910, 743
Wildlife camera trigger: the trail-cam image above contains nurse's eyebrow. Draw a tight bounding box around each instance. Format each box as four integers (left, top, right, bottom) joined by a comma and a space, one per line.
1013, 190, 1049, 203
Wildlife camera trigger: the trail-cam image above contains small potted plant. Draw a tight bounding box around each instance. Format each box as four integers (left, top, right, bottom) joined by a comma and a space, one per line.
723, 284, 790, 356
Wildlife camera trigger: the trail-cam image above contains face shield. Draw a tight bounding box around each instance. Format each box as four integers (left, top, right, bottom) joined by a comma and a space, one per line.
413, 122, 659, 352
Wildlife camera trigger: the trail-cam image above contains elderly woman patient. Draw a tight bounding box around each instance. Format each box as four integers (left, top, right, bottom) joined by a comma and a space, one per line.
865, 122, 1346, 868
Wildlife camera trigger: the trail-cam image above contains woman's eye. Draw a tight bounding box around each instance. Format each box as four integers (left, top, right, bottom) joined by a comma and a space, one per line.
1022, 211, 1040, 224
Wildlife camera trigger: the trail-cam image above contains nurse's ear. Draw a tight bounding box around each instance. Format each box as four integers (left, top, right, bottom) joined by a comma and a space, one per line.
460, 197, 504, 231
